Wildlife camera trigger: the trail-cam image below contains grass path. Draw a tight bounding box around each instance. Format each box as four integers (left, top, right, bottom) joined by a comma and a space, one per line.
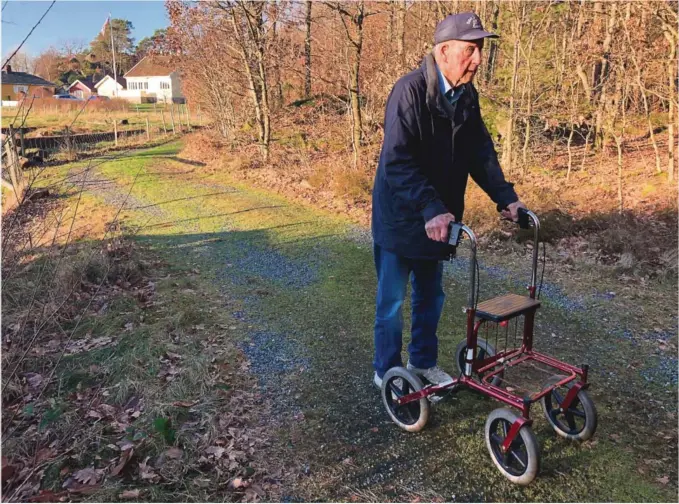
72, 140, 677, 501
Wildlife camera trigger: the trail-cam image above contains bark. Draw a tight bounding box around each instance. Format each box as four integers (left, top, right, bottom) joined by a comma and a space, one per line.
304, 0, 312, 99
624, 17, 661, 174
594, 2, 617, 149
502, 1, 524, 174
484, 2, 500, 84
396, 0, 406, 71
664, 27, 677, 182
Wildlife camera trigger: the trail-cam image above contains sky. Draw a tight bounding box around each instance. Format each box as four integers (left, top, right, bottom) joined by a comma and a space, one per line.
1, 0, 169, 61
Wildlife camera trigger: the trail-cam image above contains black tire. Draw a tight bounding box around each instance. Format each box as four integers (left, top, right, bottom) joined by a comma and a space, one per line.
540, 375, 598, 441
485, 408, 540, 485
454, 338, 503, 386
381, 367, 430, 432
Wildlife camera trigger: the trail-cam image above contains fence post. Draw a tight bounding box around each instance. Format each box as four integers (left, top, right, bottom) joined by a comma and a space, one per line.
113, 120, 118, 147
186, 103, 191, 130
19, 128, 25, 157
5, 126, 24, 197
65, 126, 73, 159
146, 115, 150, 141
170, 104, 176, 134
161, 111, 167, 135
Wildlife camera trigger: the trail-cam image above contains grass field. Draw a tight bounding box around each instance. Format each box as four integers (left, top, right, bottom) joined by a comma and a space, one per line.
2, 139, 675, 501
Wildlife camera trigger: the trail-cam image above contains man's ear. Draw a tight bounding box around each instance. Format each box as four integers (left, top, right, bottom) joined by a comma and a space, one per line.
439, 42, 451, 63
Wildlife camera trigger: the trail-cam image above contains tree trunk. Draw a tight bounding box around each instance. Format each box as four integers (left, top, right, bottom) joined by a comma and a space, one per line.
502, 1, 524, 174
396, 0, 406, 71
521, 33, 535, 173
484, 2, 500, 84
566, 123, 575, 181
349, 9, 364, 167
594, 2, 617, 149
664, 28, 677, 182
304, 0, 312, 99
623, 18, 661, 174
230, 2, 270, 162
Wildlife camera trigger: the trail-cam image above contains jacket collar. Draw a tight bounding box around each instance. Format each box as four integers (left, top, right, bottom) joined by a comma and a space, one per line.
422, 52, 473, 123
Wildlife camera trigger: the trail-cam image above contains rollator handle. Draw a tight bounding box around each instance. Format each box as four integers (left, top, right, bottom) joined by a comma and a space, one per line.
497, 205, 531, 229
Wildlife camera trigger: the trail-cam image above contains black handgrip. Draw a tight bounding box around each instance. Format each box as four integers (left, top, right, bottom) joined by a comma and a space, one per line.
497, 205, 531, 229
448, 221, 464, 246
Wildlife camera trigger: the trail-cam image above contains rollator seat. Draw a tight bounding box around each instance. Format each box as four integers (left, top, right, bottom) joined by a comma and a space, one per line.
475, 293, 541, 322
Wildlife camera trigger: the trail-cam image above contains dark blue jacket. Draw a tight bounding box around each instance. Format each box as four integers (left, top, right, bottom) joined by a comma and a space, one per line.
372, 53, 518, 260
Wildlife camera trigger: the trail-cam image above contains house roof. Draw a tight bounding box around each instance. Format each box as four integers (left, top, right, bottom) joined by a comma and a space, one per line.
68, 78, 96, 91
1, 70, 56, 87
124, 56, 175, 78
94, 74, 126, 89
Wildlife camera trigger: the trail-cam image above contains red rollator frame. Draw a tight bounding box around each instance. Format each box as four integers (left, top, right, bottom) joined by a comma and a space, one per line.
380, 209, 598, 485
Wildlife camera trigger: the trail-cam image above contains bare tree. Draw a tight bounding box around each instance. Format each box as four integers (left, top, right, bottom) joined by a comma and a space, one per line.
304, 0, 313, 98
325, 1, 370, 168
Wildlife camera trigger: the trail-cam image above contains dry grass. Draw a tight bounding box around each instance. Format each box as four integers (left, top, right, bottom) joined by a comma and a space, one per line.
1, 153, 281, 503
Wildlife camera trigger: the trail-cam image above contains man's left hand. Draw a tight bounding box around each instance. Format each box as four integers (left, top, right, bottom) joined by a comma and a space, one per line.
501, 201, 527, 222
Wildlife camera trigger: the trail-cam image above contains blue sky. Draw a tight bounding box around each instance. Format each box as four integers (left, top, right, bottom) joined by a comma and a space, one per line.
2, 0, 169, 59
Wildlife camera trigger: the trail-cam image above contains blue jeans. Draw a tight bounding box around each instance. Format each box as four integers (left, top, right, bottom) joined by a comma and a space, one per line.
373, 243, 445, 378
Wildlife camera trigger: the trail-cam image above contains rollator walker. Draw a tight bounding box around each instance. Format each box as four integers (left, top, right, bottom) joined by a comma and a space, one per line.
380, 209, 597, 485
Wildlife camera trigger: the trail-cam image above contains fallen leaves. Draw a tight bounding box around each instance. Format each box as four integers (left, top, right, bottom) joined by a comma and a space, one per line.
72, 467, 101, 485
110, 447, 134, 477
62, 467, 104, 495
2, 456, 16, 484
138, 457, 159, 483
158, 352, 182, 382
172, 400, 198, 408
163, 448, 183, 460
656, 475, 670, 485
120, 489, 141, 499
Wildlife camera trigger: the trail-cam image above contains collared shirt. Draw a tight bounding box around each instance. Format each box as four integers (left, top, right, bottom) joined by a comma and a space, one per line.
436, 63, 464, 105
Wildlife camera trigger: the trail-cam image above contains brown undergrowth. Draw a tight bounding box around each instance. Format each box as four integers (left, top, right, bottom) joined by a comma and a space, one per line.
180, 114, 677, 284
1, 177, 283, 502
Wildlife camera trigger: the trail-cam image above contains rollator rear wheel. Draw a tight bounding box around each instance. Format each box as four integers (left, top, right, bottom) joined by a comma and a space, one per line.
381, 367, 430, 432
485, 408, 540, 485
541, 375, 598, 441
454, 338, 503, 386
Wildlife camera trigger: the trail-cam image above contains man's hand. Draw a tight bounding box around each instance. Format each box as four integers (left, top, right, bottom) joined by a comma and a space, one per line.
501, 201, 527, 222
425, 213, 456, 242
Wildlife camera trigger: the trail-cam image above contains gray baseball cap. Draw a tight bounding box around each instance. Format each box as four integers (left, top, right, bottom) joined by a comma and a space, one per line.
434, 12, 499, 44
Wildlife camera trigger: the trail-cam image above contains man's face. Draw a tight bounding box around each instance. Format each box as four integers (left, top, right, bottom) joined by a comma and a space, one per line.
439, 39, 484, 86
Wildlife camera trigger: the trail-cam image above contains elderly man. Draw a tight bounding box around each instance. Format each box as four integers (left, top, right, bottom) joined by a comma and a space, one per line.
371, 12, 526, 388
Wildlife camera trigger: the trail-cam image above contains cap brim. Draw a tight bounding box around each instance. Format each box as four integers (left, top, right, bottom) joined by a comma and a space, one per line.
457, 29, 499, 40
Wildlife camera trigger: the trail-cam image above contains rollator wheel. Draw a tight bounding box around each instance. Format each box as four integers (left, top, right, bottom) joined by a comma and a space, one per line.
381, 367, 430, 432
454, 338, 503, 386
540, 375, 598, 441
485, 408, 540, 485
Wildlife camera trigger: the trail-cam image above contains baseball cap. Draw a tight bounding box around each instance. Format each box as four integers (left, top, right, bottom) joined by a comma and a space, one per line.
434, 12, 499, 44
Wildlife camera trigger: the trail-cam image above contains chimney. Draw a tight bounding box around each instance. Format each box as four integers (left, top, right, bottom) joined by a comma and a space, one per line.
4, 65, 12, 73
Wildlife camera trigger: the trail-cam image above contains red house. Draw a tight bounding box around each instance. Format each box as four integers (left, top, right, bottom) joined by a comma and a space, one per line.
67, 78, 96, 99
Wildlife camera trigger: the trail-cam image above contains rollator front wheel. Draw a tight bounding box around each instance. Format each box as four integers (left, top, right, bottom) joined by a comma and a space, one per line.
454, 338, 503, 386
381, 367, 430, 432
485, 408, 540, 485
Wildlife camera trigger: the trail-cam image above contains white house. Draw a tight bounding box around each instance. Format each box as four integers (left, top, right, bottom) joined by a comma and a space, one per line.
121, 56, 184, 104
94, 75, 125, 98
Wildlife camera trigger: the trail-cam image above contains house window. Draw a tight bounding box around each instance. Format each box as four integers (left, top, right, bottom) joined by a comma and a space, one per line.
130, 81, 148, 91
160, 81, 170, 90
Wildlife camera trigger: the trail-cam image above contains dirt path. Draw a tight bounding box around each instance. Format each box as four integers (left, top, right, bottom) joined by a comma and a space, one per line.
81, 141, 677, 502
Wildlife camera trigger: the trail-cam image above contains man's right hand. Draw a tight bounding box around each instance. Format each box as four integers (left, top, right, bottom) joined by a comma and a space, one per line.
425, 213, 456, 243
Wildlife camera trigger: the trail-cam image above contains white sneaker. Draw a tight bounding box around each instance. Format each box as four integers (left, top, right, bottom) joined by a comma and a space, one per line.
373, 372, 383, 388
406, 361, 454, 386
374, 372, 403, 391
